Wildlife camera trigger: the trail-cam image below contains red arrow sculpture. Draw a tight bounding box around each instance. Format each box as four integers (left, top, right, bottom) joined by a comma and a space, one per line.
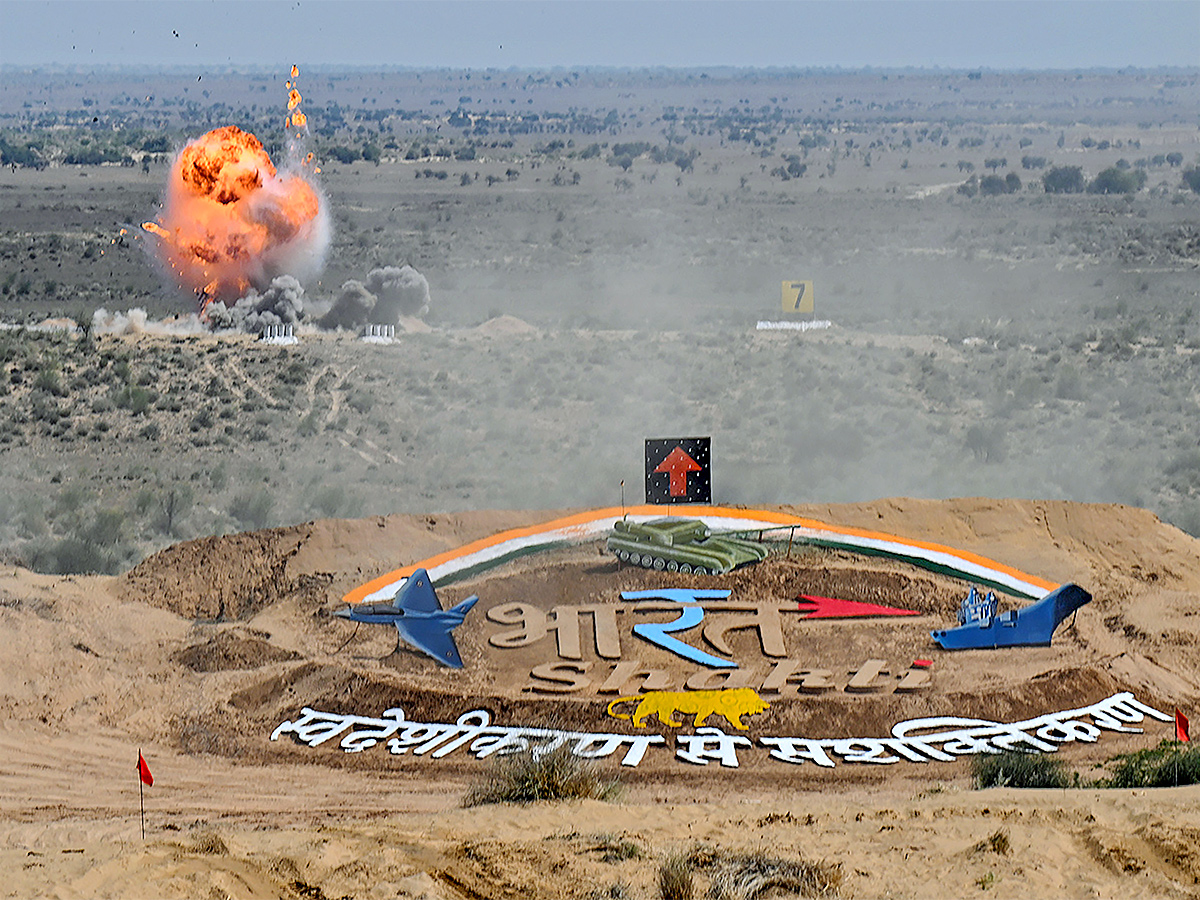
654, 446, 702, 497
796, 594, 919, 618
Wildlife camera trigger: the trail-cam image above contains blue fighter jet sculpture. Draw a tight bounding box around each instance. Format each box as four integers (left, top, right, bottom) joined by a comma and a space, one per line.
333, 568, 478, 668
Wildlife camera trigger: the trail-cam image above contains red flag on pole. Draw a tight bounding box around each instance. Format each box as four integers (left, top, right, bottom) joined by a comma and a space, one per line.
137, 751, 154, 786
1176, 708, 1191, 743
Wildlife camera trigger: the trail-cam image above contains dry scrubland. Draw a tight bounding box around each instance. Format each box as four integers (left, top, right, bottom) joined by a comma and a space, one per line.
2, 65, 1199, 573
1, 67, 1200, 898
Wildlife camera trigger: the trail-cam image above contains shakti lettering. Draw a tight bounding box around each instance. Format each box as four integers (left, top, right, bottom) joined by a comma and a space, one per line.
528, 658, 933, 696
272, 692, 1172, 770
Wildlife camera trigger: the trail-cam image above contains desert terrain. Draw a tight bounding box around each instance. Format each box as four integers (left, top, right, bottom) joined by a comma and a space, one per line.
1, 67, 1199, 573
1, 65, 1199, 898
2, 499, 1200, 899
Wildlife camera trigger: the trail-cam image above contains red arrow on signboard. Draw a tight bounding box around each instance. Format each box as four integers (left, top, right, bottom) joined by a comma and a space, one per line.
654, 446, 702, 497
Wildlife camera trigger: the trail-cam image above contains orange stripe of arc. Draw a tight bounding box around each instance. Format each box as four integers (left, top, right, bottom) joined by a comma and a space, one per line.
342, 506, 1057, 604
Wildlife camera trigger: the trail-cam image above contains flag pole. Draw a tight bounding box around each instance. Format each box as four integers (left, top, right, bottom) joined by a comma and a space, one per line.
138, 749, 145, 840
1175, 727, 1180, 789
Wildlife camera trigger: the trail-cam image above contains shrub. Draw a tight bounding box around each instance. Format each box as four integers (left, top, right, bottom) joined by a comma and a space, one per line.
1102, 739, 1200, 788
114, 384, 154, 415
1088, 167, 1146, 195
1043, 166, 1085, 194
84, 508, 126, 546
228, 489, 274, 531
48, 536, 114, 575
658, 851, 693, 900
972, 750, 1070, 788
979, 174, 1008, 196
707, 850, 842, 900
591, 835, 643, 863
973, 829, 1011, 856
34, 367, 65, 396
328, 145, 359, 164
461, 745, 619, 806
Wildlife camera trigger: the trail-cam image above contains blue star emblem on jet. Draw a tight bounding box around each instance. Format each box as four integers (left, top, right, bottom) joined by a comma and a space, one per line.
333, 568, 478, 668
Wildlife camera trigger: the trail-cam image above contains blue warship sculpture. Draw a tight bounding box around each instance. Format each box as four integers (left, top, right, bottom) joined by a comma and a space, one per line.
931, 582, 1091, 650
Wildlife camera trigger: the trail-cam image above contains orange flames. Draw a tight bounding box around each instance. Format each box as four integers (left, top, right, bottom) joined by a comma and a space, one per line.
142, 66, 327, 313
286, 66, 307, 130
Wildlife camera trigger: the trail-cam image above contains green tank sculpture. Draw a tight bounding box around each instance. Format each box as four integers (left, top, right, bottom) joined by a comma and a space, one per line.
607, 518, 769, 575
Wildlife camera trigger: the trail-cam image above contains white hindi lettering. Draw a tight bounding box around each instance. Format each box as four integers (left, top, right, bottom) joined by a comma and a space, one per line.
675, 727, 752, 767
270, 693, 1173, 770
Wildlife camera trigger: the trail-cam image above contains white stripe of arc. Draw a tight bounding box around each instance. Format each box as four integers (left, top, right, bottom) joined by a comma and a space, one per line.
357, 512, 1052, 603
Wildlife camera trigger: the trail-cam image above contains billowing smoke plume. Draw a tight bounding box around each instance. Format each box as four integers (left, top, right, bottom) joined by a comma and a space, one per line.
204, 275, 306, 332
318, 265, 431, 330
141, 126, 331, 312
319, 280, 376, 330
365, 266, 431, 320
95, 261, 432, 336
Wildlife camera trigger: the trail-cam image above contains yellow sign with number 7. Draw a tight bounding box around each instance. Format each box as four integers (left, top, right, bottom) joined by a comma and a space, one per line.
782, 280, 814, 313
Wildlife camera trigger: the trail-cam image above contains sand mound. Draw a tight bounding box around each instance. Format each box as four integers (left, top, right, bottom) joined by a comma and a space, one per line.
123, 525, 316, 620
172, 629, 300, 672
470, 314, 539, 337
6, 497, 1200, 899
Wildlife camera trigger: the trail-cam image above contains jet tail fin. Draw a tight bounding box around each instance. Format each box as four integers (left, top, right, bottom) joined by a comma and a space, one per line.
448, 595, 479, 616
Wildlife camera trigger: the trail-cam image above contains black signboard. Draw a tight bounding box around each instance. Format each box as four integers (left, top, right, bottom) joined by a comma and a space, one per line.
645, 437, 711, 504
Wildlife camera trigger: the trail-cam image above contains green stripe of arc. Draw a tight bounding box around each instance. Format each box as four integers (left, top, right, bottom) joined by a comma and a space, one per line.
430, 540, 576, 586
795, 537, 1043, 600
430, 532, 1043, 600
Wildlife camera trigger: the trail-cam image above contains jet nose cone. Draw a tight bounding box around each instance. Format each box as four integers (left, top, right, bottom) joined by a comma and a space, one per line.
332, 607, 353, 619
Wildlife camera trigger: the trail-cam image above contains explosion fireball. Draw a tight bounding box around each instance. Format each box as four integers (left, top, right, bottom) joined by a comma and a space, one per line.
142, 68, 330, 314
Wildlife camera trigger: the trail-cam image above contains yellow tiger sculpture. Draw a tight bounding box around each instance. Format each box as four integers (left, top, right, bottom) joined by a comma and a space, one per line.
606, 688, 770, 730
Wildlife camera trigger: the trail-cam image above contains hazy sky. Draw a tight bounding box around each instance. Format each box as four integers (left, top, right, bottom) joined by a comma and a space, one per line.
1, 1, 1197, 70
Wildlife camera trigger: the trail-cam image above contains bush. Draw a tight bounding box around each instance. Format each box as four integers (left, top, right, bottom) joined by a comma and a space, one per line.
328, 145, 359, 164
972, 750, 1070, 788
586, 835, 643, 864
655, 844, 841, 900
461, 745, 619, 806
707, 850, 842, 900
1043, 165, 1085, 194
979, 174, 1008, 196
1102, 739, 1200, 788
1182, 167, 1200, 194
228, 489, 274, 531
658, 851, 693, 900
48, 536, 115, 575
1088, 167, 1146, 194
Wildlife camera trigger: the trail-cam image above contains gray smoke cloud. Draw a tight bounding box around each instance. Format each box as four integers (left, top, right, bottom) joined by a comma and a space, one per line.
318, 279, 377, 330
107, 264, 432, 336
205, 275, 306, 332
317, 265, 431, 331
364, 265, 431, 321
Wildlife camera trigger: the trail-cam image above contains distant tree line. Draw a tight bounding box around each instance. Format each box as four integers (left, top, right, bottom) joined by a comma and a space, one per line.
958, 163, 1172, 197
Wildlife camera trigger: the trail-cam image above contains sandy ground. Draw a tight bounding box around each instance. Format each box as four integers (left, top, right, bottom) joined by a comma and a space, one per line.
3, 498, 1200, 899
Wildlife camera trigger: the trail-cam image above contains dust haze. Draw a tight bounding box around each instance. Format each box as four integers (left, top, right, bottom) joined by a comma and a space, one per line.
0, 66, 1198, 573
